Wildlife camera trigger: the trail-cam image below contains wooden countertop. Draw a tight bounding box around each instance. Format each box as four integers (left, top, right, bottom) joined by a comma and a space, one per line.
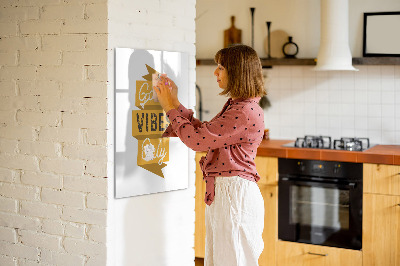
257, 139, 400, 165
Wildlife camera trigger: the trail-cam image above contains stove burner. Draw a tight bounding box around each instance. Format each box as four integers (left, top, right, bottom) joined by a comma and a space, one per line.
295, 135, 332, 149
333, 137, 370, 151
287, 136, 372, 151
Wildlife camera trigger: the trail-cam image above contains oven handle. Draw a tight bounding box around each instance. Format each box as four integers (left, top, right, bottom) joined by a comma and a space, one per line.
280, 177, 357, 189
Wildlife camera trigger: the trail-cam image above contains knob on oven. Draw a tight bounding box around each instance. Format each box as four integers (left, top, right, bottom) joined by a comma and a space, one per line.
297, 161, 305, 171
334, 164, 341, 174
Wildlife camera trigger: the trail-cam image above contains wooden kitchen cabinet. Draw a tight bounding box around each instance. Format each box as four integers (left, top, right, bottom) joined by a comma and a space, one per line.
363, 163, 400, 196
276, 241, 362, 266
363, 192, 400, 265
255, 156, 278, 186
363, 163, 400, 266
258, 184, 278, 266
195, 152, 207, 258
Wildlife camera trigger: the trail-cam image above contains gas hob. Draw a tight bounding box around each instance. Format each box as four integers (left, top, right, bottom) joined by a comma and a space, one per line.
282, 135, 375, 151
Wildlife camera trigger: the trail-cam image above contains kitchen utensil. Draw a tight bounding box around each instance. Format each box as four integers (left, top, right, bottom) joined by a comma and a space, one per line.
224, 16, 242, 48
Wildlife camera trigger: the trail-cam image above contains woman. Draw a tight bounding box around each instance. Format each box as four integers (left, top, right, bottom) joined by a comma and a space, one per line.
154, 44, 266, 266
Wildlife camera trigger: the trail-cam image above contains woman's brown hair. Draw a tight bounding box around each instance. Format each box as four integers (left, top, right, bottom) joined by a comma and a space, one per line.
214, 44, 266, 99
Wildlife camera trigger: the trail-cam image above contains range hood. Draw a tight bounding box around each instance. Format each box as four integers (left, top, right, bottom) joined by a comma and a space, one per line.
314, 0, 358, 71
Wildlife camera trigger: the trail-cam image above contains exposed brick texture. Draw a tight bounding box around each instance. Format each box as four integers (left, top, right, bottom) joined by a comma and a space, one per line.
0, 1, 108, 264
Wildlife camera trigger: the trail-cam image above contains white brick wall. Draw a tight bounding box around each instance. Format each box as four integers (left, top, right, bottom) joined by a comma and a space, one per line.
0, 0, 108, 265
108, 0, 197, 265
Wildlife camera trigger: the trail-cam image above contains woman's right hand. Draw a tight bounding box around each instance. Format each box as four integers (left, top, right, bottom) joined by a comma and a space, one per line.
163, 76, 180, 108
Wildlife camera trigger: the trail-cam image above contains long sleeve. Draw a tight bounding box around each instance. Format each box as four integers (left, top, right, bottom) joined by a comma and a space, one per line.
165, 105, 249, 152
162, 103, 202, 137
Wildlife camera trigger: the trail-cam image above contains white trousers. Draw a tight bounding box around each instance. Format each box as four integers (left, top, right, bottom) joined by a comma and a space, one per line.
205, 176, 265, 266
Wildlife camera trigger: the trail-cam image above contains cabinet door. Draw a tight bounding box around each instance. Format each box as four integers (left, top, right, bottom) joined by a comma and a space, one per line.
255, 156, 278, 186
363, 193, 400, 266
195, 152, 207, 258
364, 164, 400, 196
277, 241, 362, 266
259, 185, 278, 266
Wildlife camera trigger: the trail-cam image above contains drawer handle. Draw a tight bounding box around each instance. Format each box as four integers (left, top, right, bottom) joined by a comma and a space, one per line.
307, 252, 328, 256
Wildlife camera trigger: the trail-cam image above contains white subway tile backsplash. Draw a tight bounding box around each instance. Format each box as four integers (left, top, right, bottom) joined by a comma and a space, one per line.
341, 89, 355, 104
355, 116, 368, 130
355, 104, 368, 117
329, 116, 342, 129
368, 117, 382, 131
382, 78, 395, 91
395, 66, 400, 78
382, 131, 396, 144
367, 77, 381, 91
304, 90, 316, 104
381, 66, 395, 77
382, 117, 396, 131
316, 89, 329, 103
341, 71, 355, 81
367, 65, 381, 76
316, 103, 329, 116
382, 105, 395, 118
328, 88, 342, 103
291, 67, 304, 78
396, 105, 400, 118
367, 104, 382, 118
382, 90, 395, 104
342, 117, 355, 129
279, 77, 291, 89
196, 65, 400, 144
328, 74, 341, 89
316, 115, 330, 128
316, 70, 329, 79
368, 129, 382, 143
280, 114, 292, 127
341, 104, 355, 116
291, 78, 304, 90
329, 103, 341, 116
304, 102, 316, 115
316, 77, 329, 90
292, 92, 304, 103
354, 71, 367, 91
303, 67, 316, 78
279, 126, 293, 138
355, 89, 368, 104
342, 128, 355, 138
355, 128, 368, 139
396, 89, 400, 104
367, 91, 381, 104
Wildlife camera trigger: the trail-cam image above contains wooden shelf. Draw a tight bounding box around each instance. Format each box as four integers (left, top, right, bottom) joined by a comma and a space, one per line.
196, 57, 400, 67
352, 57, 400, 65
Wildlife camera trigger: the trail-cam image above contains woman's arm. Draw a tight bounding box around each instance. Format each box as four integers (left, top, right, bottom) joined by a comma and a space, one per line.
155, 76, 202, 137
165, 106, 249, 152
162, 103, 203, 137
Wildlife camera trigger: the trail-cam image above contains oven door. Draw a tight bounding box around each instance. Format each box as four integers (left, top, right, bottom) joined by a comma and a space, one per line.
278, 176, 362, 250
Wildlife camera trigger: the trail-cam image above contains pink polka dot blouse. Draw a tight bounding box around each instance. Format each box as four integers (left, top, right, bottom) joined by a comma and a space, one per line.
162, 97, 265, 205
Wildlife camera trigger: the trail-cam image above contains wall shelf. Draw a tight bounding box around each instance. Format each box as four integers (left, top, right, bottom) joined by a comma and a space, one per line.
196, 57, 400, 67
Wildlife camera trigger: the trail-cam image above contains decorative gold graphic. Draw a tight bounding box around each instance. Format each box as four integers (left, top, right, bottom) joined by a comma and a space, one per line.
137, 138, 169, 177
132, 110, 169, 139
132, 65, 170, 178
135, 80, 162, 110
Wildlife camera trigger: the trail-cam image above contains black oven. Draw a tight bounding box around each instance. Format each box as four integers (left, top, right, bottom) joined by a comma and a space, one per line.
278, 158, 363, 250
